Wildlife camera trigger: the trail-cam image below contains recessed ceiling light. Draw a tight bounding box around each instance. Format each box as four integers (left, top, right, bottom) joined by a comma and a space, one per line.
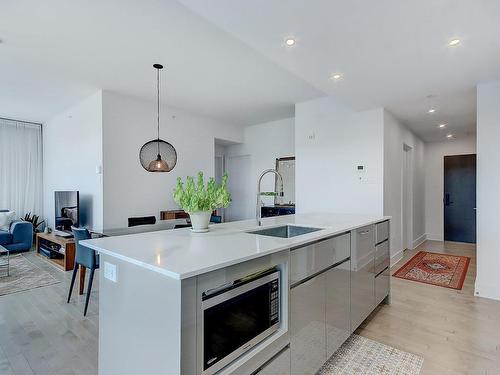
330, 73, 342, 81
446, 134, 454, 139
285, 38, 296, 46
438, 123, 447, 129
449, 39, 461, 47
428, 108, 436, 114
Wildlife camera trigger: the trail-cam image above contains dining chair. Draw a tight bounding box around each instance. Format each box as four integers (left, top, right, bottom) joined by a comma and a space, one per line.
67, 226, 99, 316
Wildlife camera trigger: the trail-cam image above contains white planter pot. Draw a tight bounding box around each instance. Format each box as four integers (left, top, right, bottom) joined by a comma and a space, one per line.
189, 211, 212, 233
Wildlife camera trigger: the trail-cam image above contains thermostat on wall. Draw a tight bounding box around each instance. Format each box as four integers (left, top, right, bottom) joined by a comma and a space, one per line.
357, 165, 367, 184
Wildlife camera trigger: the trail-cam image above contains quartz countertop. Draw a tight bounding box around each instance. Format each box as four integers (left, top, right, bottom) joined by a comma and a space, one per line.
81, 213, 389, 280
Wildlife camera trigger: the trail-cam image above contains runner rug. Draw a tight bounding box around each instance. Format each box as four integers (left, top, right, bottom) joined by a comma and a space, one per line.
319, 334, 423, 375
393, 251, 470, 290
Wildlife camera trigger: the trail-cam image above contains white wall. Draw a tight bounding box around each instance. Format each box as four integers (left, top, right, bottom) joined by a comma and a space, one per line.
475, 81, 500, 300
295, 96, 384, 215
102, 91, 243, 229
43, 91, 103, 230
424, 136, 476, 241
225, 118, 295, 220
383, 110, 425, 263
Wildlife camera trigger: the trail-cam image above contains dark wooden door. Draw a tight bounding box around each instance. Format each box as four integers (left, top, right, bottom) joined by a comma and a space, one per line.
444, 154, 476, 243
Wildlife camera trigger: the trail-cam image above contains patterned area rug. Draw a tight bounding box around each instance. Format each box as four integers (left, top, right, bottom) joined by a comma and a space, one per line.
319, 335, 423, 375
392, 251, 470, 290
0, 255, 60, 296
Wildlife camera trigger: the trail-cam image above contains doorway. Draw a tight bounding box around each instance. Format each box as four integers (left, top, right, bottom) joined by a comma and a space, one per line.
444, 154, 477, 243
225, 154, 252, 221
402, 144, 413, 251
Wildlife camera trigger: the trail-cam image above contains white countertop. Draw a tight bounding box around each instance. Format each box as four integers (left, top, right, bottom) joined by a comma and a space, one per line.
82, 213, 389, 280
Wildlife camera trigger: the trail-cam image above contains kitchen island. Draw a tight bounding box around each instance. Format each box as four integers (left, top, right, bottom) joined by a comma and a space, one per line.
82, 213, 391, 375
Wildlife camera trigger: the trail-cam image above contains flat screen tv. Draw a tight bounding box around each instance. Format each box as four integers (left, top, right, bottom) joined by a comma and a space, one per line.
54, 191, 79, 231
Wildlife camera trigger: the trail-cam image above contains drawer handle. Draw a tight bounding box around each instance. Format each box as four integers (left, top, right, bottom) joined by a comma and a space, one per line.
359, 230, 370, 235
291, 257, 351, 289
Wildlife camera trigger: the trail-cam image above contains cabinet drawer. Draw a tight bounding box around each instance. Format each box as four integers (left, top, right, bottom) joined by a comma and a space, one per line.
374, 240, 390, 275
375, 267, 390, 305
351, 225, 375, 331
290, 234, 350, 285
355, 225, 375, 255
326, 260, 350, 358
375, 221, 389, 244
257, 347, 290, 375
290, 274, 326, 375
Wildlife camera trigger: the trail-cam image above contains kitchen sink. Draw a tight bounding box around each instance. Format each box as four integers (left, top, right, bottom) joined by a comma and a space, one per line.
247, 225, 322, 238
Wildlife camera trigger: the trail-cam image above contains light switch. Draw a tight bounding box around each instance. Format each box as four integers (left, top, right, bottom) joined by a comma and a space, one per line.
104, 261, 117, 282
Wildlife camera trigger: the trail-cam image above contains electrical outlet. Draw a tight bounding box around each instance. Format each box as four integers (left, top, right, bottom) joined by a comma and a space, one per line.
104, 261, 117, 283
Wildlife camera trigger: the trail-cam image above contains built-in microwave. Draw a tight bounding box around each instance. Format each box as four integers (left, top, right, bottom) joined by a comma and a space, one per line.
201, 268, 281, 375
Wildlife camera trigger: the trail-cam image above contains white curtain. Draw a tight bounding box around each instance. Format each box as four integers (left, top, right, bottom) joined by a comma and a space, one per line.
0, 118, 43, 219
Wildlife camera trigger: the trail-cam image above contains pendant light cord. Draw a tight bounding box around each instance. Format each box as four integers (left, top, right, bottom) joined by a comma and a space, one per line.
157, 67, 161, 155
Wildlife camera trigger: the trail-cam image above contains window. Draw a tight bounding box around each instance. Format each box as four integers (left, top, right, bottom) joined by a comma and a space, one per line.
0, 118, 43, 218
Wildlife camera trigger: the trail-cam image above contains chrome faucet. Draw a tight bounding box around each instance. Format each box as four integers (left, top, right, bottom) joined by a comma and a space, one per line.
256, 169, 284, 226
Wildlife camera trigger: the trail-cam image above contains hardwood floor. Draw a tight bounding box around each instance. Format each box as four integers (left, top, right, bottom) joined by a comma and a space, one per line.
359, 240, 500, 375
0, 252, 98, 375
1, 241, 499, 374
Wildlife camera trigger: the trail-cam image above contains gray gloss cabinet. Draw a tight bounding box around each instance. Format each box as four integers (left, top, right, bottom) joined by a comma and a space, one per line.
290, 273, 326, 375
256, 348, 291, 375
290, 235, 349, 285
350, 225, 376, 332
289, 234, 350, 375
375, 266, 390, 305
326, 259, 351, 357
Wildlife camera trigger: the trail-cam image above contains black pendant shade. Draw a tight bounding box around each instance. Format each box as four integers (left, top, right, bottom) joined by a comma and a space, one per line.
139, 64, 177, 172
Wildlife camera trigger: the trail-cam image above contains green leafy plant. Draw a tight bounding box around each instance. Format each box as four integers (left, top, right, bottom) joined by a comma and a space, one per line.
173, 171, 231, 213
21, 212, 45, 240
21, 212, 45, 231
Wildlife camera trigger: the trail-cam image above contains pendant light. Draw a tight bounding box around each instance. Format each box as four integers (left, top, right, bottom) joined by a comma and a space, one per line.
139, 64, 177, 172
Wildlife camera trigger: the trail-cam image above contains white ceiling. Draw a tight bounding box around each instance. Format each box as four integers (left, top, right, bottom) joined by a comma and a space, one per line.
179, 0, 500, 142
0, 0, 322, 125
1, 0, 500, 141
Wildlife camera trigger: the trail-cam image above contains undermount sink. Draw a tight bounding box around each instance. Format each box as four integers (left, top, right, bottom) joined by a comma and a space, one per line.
247, 225, 322, 238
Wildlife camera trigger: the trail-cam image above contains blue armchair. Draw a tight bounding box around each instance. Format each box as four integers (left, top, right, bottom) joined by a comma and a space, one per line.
0, 210, 33, 252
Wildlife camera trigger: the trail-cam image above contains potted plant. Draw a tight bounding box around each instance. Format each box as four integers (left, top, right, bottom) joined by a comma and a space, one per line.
173, 171, 231, 232
21, 212, 45, 241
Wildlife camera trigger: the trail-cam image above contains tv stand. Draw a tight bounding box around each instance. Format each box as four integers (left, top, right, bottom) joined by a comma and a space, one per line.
53, 229, 73, 238
36, 232, 75, 271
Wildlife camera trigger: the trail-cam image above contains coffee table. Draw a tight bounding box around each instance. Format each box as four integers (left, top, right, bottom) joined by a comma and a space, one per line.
0, 245, 9, 277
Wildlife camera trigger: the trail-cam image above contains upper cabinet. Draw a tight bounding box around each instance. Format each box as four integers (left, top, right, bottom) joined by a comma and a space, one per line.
275, 157, 295, 206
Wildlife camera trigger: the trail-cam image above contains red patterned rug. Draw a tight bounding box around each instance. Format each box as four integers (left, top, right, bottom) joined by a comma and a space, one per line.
393, 251, 470, 290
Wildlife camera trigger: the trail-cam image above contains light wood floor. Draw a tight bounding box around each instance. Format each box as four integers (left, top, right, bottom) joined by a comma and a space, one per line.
359, 240, 500, 375
0, 252, 98, 375
1, 241, 499, 374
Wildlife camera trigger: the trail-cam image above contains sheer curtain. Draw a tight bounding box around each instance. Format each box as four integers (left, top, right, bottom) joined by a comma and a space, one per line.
0, 118, 43, 219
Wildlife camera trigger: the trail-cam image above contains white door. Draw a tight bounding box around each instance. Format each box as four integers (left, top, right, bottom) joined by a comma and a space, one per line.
225, 155, 252, 221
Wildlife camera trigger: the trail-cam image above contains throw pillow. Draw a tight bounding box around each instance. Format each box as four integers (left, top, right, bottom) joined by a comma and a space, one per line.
0, 211, 16, 231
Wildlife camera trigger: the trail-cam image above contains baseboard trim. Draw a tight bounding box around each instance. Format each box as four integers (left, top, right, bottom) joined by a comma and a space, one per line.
426, 233, 444, 241
474, 280, 500, 301
390, 249, 404, 268
412, 234, 427, 249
